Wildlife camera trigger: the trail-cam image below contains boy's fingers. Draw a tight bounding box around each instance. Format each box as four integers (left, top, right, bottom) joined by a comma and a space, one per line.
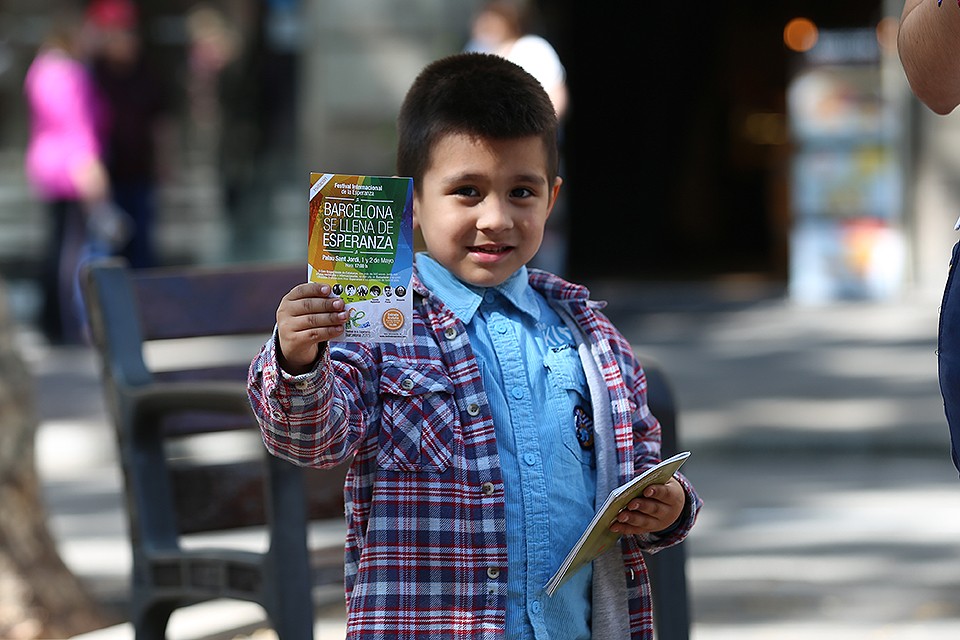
280, 290, 345, 318
620, 479, 681, 516
622, 498, 662, 520
282, 283, 337, 308
303, 311, 348, 331
626, 486, 666, 511
288, 282, 331, 299
281, 309, 347, 333
300, 324, 344, 341
297, 298, 346, 319
611, 509, 657, 534
643, 478, 681, 500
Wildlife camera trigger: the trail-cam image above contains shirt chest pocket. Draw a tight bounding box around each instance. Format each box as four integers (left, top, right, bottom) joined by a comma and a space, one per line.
543, 346, 593, 464
377, 360, 459, 472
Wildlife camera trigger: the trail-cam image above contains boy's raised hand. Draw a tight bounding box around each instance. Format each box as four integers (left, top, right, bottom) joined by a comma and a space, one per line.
609, 477, 686, 536
276, 283, 348, 375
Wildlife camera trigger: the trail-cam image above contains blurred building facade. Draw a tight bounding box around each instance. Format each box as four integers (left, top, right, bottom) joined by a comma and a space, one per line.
0, 0, 954, 316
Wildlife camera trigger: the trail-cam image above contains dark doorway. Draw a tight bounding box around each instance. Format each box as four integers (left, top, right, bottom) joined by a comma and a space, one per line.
541, 1, 884, 282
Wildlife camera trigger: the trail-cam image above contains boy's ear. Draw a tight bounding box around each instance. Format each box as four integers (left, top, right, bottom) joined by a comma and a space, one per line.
546, 176, 563, 217
412, 193, 427, 252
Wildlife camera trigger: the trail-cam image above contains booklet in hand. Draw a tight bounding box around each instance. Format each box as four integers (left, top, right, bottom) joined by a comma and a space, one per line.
544, 450, 691, 597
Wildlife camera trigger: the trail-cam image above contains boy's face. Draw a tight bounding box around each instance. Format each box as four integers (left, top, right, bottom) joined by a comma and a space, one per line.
414, 133, 561, 288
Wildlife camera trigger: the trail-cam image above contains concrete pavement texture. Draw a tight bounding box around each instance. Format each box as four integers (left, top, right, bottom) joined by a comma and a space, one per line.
19, 281, 960, 639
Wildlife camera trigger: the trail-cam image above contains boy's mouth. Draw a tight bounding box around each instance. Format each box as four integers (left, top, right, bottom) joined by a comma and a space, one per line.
469, 244, 511, 254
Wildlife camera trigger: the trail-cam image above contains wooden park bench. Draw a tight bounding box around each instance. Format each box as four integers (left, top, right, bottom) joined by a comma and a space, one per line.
80, 258, 347, 640
80, 257, 692, 640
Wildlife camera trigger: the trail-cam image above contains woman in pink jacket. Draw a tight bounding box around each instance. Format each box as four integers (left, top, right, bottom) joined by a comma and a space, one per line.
24, 13, 110, 344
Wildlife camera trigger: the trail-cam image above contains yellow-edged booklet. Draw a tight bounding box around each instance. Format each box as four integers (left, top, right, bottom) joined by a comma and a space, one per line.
545, 450, 691, 596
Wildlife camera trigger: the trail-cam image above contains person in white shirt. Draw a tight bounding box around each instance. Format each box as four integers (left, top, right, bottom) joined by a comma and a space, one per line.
465, 1, 568, 119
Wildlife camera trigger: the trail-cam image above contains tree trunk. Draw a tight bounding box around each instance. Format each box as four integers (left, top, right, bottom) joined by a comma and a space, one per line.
0, 278, 109, 638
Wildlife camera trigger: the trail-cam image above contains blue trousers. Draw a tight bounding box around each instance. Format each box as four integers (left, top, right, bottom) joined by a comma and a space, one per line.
939, 240, 960, 476
113, 179, 157, 269
41, 199, 88, 344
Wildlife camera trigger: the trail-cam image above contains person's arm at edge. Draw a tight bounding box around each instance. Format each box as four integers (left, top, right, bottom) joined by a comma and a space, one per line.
899, 0, 960, 114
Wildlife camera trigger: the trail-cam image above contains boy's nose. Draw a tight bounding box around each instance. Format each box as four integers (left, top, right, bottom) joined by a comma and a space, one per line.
476, 198, 513, 231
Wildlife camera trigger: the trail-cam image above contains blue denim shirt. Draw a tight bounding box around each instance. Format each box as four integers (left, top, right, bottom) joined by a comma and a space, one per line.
417, 253, 596, 640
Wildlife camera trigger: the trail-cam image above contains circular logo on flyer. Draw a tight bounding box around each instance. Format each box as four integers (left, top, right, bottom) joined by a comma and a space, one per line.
382, 308, 405, 331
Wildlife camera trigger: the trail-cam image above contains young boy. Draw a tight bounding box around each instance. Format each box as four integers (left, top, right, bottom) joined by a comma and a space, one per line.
247, 52, 701, 639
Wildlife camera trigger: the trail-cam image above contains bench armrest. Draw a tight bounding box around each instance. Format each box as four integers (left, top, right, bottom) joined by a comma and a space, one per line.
128, 380, 251, 413
120, 381, 256, 437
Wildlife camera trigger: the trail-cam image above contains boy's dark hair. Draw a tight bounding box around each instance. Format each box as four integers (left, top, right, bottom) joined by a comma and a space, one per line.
397, 52, 559, 191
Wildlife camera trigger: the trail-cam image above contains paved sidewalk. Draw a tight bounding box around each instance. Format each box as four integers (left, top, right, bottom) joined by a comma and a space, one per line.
21, 282, 960, 639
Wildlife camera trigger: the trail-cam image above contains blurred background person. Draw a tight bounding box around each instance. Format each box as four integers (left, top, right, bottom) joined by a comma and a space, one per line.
212, 0, 301, 263
23, 7, 109, 344
185, 3, 237, 156
465, 0, 570, 275
85, 0, 174, 270
465, 0, 567, 120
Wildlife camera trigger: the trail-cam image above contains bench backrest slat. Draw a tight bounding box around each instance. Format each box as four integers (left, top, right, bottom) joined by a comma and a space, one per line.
132, 263, 304, 340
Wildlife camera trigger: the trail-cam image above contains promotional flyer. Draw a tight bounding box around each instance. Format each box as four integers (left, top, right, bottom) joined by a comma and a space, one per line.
308, 173, 414, 342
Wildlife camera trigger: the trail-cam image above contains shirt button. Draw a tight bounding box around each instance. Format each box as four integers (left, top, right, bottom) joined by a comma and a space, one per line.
511, 387, 524, 399
483, 290, 495, 304
401, 378, 415, 391
531, 600, 542, 614
295, 381, 309, 390
467, 403, 481, 416
523, 453, 537, 466
496, 324, 508, 335
481, 481, 496, 495
486, 567, 500, 579
444, 327, 458, 340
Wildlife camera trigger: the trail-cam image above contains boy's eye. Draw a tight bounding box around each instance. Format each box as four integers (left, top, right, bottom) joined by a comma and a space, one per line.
510, 187, 534, 199
453, 186, 480, 198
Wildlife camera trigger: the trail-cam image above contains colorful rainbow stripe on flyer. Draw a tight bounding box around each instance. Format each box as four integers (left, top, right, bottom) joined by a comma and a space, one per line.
308, 172, 414, 342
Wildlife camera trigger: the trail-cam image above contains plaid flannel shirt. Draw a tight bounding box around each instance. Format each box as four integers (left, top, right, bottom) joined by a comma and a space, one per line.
247, 268, 701, 639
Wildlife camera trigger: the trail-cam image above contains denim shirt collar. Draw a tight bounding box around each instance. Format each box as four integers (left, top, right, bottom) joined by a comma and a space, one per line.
415, 252, 541, 324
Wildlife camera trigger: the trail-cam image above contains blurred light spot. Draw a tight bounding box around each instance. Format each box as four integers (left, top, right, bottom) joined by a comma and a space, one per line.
875, 16, 899, 54
784, 17, 819, 53
743, 112, 788, 146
